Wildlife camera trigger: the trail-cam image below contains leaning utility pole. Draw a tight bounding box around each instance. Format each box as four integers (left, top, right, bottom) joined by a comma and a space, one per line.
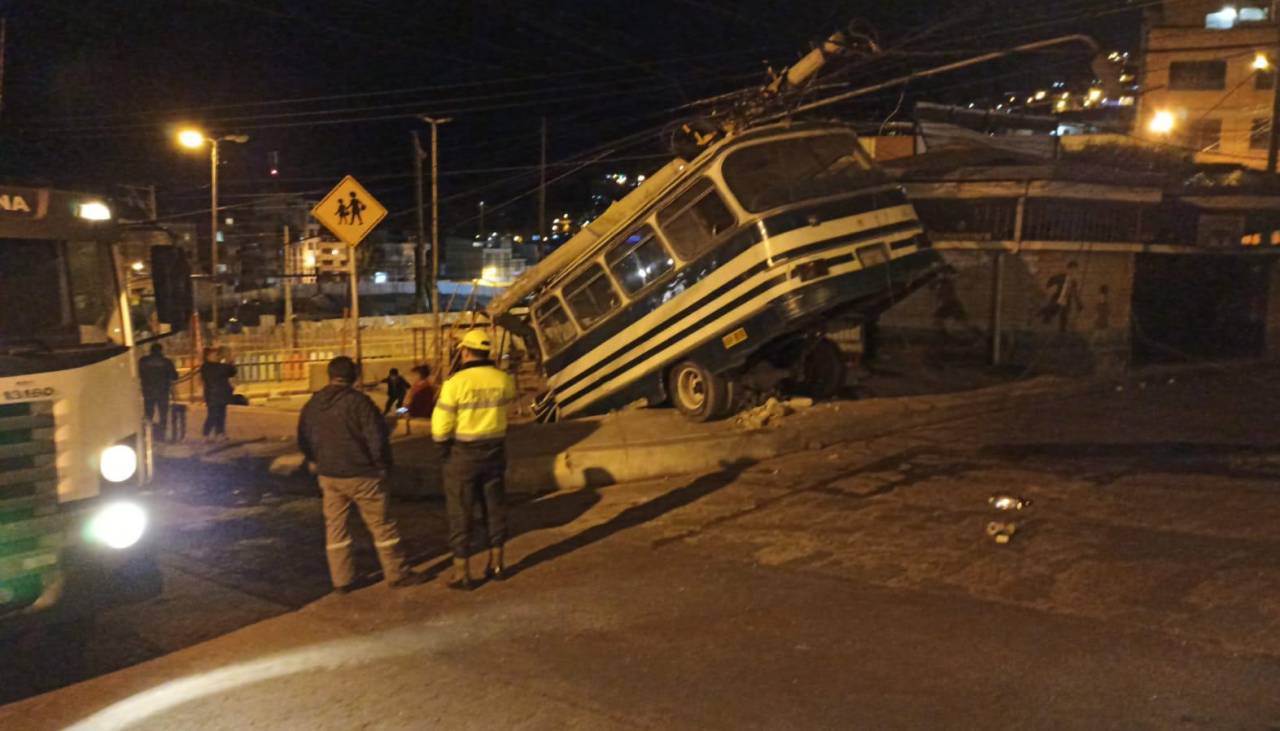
412, 131, 428, 312
538, 116, 547, 259
422, 116, 452, 370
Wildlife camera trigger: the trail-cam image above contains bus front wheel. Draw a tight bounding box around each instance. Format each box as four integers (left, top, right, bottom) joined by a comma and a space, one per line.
670, 360, 733, 421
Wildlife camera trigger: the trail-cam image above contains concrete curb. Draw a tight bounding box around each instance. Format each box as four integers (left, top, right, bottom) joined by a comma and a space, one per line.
167, 359, 1261, 498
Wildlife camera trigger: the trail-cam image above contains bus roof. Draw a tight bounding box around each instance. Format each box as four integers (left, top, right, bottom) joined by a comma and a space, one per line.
485, 120, 857, 316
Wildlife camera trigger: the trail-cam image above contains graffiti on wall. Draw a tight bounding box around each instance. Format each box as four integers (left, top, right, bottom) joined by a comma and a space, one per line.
1037, 260, 1083, 333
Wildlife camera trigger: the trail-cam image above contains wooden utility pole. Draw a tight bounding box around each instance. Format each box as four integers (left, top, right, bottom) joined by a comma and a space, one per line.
0, 18, 7, 119
1270, 41, 1280, 172
412, 131, 428, 313
422, 116, 452, 370
538, 117, 547, 259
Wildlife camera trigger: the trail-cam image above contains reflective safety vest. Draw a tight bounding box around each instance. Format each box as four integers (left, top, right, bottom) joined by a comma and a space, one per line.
431, 361, 516, 443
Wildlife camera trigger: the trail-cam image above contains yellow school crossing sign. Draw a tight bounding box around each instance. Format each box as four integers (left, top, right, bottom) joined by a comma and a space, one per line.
311, 175, 387, 247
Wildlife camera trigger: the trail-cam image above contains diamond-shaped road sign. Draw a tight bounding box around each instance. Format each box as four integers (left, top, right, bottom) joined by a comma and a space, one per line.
311, 175, 387, 247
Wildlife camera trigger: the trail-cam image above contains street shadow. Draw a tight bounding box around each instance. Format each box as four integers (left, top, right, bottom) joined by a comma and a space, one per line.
504, 458, 756, 578
402, 481, 608, 581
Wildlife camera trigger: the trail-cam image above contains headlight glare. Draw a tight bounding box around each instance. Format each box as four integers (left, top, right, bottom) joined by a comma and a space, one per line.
86, 501, 148, 550
100, 444, 138, 483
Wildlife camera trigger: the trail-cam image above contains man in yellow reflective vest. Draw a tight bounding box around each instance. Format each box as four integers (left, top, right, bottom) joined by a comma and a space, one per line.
432, 329, 516, 590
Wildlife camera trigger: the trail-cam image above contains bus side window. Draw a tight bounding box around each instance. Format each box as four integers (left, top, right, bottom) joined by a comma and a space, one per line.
563, 262, 622, 330
657, 179, 736, 262
534, 297, 577, 355
605, 225, 674, 294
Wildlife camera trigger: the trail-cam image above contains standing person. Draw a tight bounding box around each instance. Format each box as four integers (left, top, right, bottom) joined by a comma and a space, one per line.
298, 356, 424, 593
380, 368, 411, 414
139, 343, 178, 442
404, 364, 436, 418
432, 330, 515, 590
199, 347, 237, 442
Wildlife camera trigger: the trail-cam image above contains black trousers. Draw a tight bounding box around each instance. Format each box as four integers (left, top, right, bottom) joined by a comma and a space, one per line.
203, 400, 228, 437
442, 441, 506, 558
144, 395, 170, 441
383, 393, 406, 413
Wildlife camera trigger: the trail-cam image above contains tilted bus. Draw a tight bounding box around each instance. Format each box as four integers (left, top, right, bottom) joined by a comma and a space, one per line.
489, 120, 945, 422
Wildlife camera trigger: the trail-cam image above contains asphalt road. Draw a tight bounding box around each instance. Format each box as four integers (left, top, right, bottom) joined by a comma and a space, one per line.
4, 365, 1280, 728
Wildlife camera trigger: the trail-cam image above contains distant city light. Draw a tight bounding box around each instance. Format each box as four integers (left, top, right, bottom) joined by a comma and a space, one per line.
1149, 110, 1176, 134
374, 271, 387, 284
1034, 90, 1047, 101
131, 261, 145, 272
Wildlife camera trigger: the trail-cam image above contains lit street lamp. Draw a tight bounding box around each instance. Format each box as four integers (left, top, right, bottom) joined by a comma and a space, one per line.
177, 127, 249, 334
1148, 110, 1176, 135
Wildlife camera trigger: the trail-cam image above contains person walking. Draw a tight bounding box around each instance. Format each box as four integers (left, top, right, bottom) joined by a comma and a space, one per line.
298, 356, 424, 593
380, 368, 411, 414
432, 330, 516, 590
139, 343, 178, 442
199, 347, 237, 441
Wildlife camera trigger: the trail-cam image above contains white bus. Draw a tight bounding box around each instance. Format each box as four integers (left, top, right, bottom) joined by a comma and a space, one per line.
490, 121, 944, 422
0, 185, 190, 632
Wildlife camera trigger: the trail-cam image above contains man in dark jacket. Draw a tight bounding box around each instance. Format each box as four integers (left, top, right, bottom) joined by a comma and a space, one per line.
139, 343, 179, 442
297, 356, 423, 592
199, 347, 237, 441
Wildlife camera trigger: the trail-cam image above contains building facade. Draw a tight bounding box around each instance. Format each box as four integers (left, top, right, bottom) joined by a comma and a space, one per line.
1139, 1, 1278, 168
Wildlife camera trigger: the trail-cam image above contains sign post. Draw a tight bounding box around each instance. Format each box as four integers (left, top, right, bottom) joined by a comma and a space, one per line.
310, 175, 387, 379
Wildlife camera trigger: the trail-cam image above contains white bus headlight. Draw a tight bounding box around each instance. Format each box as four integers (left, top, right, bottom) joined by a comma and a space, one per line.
87, 501, 148, 550
100, 444, 138, 483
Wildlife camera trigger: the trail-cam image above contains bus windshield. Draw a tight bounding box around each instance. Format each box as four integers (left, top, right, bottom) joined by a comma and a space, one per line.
0, 239, 124, 350
721, 133, 885, 213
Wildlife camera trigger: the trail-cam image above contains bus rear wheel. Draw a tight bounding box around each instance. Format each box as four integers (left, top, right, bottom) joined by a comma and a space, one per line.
670, 360, 733, 421
800, 338, 846, 400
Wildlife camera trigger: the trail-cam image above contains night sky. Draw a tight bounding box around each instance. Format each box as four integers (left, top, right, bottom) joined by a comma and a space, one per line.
0, 0, 1142, 235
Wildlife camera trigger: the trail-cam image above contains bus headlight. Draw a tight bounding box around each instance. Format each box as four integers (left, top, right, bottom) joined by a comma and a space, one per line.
86, 501, 148, 550
100, 444, 138, 483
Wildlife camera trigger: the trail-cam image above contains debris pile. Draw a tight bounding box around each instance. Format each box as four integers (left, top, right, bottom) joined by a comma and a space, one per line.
734, 397, 792, 429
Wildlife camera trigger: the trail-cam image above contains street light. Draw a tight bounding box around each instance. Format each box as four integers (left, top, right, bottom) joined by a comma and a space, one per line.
176, 127, 249, 334
1254, 52, 1272, 71
1149, 110, 1176, 135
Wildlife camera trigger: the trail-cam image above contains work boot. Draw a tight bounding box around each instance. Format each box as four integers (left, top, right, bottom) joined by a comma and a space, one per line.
448, 557, 472, 591
485, 545, 506, 581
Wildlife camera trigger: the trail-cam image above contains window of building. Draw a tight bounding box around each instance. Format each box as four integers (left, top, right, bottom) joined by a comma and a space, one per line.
562, 262, 621, 330
534, 296, 577, 354
1207, 5, 1268, 28
605, 225, 674, 294
1256, 68, 1276, 90
1169, 60, 1227, 90
1190, 118, 1222, 151
656, 179, 736, 261
1251, 118, 1270, 150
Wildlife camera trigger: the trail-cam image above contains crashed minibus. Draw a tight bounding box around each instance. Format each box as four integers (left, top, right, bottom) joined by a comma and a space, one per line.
489, 120, 945, 422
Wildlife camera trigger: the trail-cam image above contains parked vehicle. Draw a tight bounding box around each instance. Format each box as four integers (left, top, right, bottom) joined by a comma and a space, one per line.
0, 185, 191, 635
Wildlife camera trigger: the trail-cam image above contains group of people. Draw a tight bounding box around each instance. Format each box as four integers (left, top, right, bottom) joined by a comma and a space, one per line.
138, 343, 238, 442
297, 329, 516, 592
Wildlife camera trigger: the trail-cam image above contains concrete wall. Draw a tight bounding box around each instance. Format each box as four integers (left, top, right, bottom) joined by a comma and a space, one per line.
880, 246, 1135, 374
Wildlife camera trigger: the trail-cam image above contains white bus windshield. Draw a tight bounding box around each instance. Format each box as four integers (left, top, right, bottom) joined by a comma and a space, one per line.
0, 239, 124, 350
721, 133, 885, 213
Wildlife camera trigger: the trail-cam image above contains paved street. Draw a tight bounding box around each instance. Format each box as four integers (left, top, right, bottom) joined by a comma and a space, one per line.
5, 365, 1280, 728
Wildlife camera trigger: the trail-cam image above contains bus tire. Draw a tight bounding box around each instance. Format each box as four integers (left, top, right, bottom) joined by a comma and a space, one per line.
670, 360, 730, 422
801, 338, 846, 400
